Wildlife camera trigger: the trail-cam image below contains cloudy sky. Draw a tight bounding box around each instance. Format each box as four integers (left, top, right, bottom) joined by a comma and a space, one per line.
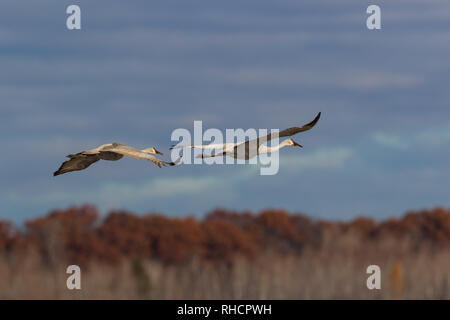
1, 0, 450, 223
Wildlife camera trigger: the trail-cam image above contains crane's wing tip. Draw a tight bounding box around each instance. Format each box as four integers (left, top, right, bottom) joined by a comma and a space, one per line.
308, 112, 321, 126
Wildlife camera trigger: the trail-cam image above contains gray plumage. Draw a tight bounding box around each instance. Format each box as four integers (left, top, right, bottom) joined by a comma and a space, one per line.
54, 142, 178, 176
172, 112, 321, 160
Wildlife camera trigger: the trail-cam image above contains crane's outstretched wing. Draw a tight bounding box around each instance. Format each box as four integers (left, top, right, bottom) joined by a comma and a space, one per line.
240, 112, 321, 149
105, 144, 179, 168
265, 112, 321, 141
53, 154, 101, 176
54, 142, 180, 176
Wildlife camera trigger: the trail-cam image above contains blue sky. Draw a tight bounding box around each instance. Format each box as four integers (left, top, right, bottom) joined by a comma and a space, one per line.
1, 0, 450, 223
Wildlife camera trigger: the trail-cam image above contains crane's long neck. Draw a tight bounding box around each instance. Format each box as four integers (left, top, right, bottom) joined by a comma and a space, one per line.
260, 139, 291, 154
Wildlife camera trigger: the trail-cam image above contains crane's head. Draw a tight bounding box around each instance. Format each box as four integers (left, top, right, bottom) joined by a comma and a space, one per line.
288, 138, 303, 148
142, 147, 163, 155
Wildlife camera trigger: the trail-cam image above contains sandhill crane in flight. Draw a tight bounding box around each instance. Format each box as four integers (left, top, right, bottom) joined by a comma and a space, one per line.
54, 142, 179, 176
171, 112, 321, 160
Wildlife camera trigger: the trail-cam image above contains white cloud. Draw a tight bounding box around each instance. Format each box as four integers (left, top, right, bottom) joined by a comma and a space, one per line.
101, 176, 218, 199
281, 147, 354, 172
372, 125, 450, 150
372, 132, 410, 150
4, 174, 235, 214
4, 146, 353, 214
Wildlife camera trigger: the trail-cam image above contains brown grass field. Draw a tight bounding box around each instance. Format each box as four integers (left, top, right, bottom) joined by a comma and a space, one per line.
1, 205, 449, 299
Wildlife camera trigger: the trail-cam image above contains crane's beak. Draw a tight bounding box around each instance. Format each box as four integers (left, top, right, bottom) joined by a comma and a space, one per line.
292, 140, 303, 148
154, 148, 163, 155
